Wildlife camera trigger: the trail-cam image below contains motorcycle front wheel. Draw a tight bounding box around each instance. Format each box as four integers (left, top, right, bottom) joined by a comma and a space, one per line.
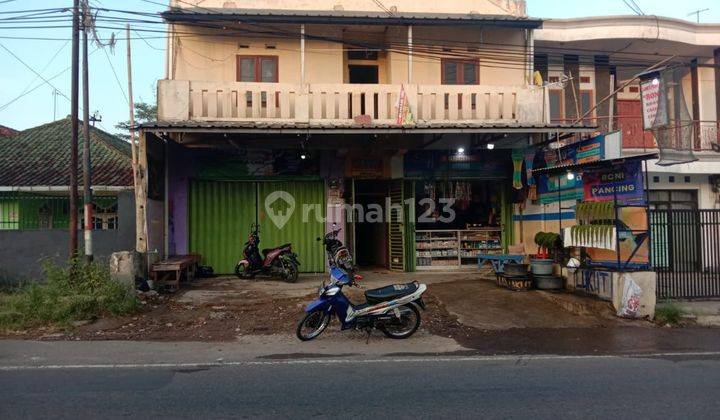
296, 311, 330, 341
234, 262, 252, 279
379, 304, 421, 339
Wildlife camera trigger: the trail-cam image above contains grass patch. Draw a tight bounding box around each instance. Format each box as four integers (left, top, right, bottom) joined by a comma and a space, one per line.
655, 303, 683, 326
0, 259, 138, 331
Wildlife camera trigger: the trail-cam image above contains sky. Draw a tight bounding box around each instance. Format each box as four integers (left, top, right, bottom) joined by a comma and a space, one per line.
0, 0, 719, 135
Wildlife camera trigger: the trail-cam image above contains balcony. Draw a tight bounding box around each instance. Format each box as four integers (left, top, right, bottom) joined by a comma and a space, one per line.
157, 80, 547, 128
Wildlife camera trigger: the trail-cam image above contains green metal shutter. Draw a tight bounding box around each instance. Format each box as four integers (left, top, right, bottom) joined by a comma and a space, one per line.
189, 180, 257, 274
258, 181, 325, 273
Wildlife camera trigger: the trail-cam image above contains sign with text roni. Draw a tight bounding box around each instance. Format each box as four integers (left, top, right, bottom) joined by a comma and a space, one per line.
639, 73, 667, 130
583, 160, 645, 205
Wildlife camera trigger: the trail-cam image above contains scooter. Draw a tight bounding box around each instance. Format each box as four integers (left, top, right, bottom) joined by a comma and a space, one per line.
296, 226, 427, 341
235, 223, 300, 283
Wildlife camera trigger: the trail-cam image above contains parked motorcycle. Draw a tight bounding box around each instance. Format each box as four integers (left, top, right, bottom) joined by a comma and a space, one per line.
320, 225, 355, 274
296, 226, 427, 341
235, 224, 300, 283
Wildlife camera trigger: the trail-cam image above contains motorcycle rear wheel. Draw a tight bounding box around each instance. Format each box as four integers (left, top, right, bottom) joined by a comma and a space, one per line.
379, 304, 421, 339
296, 311, 330, 341
283, 261, 299, 283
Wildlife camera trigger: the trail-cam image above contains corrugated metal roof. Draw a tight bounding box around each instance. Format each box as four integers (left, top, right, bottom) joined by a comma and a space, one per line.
162, 8, 543, 28
139, 120, 595, 134
532, 153, 659, 176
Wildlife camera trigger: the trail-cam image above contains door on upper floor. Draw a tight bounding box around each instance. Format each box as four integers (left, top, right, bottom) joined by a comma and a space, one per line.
616, 100, 656, 149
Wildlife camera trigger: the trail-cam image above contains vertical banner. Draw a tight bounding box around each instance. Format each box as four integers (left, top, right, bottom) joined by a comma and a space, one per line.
639, 74, 667, 130
396, 84, 414, 125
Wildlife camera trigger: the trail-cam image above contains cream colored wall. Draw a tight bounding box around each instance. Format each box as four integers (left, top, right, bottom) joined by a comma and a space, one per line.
172, 0, 526, 16
171, 24, 528, 87
172, 24, 344, 84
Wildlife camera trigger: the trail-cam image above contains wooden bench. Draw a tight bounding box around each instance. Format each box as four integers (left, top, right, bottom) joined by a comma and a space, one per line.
151, 254, 201, 292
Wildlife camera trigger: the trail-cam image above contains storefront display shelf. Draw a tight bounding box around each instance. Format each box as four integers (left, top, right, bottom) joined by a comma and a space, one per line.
416, 228, 503, 270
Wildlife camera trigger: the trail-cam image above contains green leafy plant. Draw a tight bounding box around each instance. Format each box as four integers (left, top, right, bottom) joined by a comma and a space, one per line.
0, 259, 138, 330
655, 303, 683, 326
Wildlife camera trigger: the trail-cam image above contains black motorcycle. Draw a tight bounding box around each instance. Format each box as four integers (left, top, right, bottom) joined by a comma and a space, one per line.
319, 224, 355, 273
235, 224, 300, 283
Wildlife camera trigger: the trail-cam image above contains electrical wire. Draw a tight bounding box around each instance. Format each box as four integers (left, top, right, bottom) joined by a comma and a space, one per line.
0, 6, 708, 65
101, 45, 128, 104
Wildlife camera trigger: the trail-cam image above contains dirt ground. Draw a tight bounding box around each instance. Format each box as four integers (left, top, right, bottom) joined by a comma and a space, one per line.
0, 270, 652, 342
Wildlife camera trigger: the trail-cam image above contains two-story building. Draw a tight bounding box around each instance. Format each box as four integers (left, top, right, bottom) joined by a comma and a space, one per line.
139, 0, 594, 274
534, 15, 720, 212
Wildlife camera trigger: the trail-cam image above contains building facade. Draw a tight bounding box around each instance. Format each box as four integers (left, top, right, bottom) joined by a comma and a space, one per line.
142, 0, 596, 274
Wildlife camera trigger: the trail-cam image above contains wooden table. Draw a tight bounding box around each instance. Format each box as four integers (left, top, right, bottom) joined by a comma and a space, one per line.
151, 254, 200, 291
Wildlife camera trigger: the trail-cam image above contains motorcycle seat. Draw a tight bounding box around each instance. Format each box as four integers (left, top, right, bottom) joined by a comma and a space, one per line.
262, 244, 291, 256
365, 282, 419, 304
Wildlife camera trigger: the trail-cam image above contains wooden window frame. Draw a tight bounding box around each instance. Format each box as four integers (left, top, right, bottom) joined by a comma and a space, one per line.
236, 55, 279, 83
440, 58, 480, 85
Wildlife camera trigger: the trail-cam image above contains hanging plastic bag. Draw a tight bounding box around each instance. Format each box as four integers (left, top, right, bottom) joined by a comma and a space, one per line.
617, 274, 643, 318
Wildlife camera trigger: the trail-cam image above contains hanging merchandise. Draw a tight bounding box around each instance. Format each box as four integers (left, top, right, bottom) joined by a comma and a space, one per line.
511, 148, 524, 190
524, 147, 536, 186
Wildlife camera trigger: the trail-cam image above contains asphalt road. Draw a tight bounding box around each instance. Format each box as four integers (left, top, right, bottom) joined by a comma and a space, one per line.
2, 354, 720, 419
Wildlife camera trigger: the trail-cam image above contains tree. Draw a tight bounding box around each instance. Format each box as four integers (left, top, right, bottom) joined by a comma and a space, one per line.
114, 101, 157, 140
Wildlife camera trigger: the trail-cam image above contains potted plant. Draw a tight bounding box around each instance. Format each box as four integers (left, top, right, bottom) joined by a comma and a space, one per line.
531, 232, 560, 276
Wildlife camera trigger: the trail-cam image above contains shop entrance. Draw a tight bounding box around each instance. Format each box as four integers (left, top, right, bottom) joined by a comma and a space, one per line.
414, 179, 507, 270
352, 179, 389, 269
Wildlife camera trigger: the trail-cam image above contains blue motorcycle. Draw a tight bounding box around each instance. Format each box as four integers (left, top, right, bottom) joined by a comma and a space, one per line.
296, 227, 428, 341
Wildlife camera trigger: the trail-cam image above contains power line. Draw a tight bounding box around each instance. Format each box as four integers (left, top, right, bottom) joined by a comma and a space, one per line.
0, 41, 73, 103
101, 45, 128, 104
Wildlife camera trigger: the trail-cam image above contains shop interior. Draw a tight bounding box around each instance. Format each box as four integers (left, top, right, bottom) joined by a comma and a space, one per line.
414, 179, 504, 270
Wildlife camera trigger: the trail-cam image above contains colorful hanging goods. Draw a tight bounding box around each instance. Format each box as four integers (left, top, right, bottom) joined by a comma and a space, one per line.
511, 148, 524, 190
524, 147, 536, 186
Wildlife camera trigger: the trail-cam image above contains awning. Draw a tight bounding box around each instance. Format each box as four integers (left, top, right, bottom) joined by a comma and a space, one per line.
162, 8, 543, 29
532, 153, 659, 176
138, 120, 596, 135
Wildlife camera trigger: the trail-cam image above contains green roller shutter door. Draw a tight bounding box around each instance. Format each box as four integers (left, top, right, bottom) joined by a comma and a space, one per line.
189, 180, 257, 274
189, 180, 325, 274
258, 181, 325, 273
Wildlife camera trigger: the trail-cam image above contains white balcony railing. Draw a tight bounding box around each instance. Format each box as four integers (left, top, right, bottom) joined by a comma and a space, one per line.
158, 80, 546, 126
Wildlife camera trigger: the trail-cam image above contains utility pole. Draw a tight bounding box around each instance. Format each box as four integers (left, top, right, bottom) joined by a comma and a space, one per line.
82, 4, 93, 262
69, 0, 80, 260
127, 24, 148, 265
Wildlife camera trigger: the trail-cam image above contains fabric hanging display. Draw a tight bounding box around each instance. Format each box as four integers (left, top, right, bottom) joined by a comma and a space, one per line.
524, 147, 536, 186
511, 148, 524, 190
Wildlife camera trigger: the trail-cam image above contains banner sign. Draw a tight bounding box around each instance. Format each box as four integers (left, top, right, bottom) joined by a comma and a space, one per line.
582, 160, 645, 205
639, 73, 668, 130
537, 135, 605, 204
396, 84, 414, 125
404, 151, 509, 179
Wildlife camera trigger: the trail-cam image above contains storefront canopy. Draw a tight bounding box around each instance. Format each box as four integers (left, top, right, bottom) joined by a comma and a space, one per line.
139, 121, 596, 135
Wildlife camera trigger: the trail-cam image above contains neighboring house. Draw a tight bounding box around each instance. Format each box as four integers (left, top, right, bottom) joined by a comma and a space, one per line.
534, 15, 720, 211
0, 124, 19, 138
139, 0, 594, 274
0, 118, 135, 282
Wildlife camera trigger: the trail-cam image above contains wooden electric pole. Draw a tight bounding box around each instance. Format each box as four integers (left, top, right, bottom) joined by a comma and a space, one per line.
69, 0, 80, 259
82, 5, 93, 262
126, 24, 148, 260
